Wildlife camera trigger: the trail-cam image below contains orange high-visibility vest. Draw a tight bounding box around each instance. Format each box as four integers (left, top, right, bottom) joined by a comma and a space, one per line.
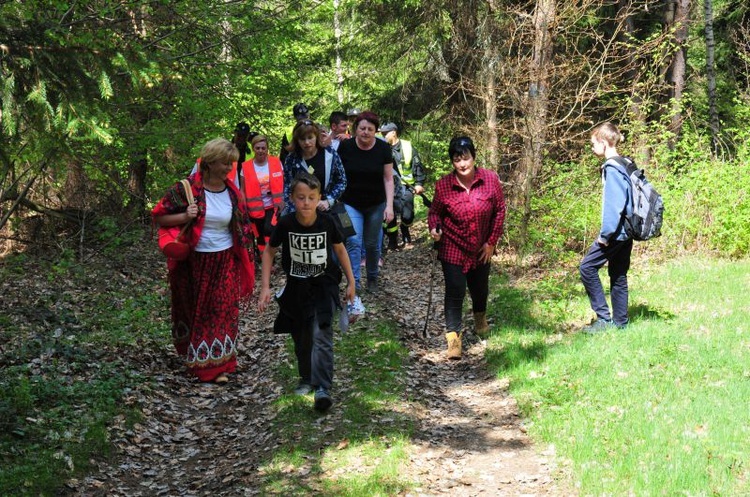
241, 156, 284, 218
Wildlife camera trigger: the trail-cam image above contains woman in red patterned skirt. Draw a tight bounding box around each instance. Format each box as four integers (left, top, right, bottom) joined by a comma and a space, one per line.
152, 138, 255, 384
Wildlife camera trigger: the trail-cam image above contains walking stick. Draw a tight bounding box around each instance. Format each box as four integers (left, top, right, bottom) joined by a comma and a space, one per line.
422, 222, 440, 338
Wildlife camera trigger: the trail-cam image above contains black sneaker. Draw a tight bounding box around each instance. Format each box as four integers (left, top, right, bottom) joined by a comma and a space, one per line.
582, 319, 614, 335
366, 278, 379, 294
314, 387, 333, 411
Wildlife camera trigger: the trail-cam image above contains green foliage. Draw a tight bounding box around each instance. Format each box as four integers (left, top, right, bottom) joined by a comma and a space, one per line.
0, 245, 162, 496
654, 129, 750, 256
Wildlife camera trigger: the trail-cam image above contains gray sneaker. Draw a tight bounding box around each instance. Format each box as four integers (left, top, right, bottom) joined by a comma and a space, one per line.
313, 387, 333, 411
294, 382, 313, 395
582, 319, 614, 335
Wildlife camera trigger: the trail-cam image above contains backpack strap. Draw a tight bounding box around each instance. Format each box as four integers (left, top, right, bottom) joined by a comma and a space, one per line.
606, 156, 637, 176
603, 157, 632, 239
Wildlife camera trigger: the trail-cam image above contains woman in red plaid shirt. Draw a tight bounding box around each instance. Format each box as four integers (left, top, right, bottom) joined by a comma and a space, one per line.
428, 136, 506, 359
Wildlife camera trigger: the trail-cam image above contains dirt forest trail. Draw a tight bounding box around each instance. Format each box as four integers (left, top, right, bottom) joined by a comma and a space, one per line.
69, 222, 567, 496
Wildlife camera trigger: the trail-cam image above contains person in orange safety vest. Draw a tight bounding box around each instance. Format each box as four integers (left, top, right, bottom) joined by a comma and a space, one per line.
239, 134, 284, 254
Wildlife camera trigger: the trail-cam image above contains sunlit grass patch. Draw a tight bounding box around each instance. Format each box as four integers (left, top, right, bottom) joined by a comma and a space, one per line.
258, 320, 414, 495
487, 256, 750, 495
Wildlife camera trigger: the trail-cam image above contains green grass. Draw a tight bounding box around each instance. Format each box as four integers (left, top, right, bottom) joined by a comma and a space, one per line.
486, 256, 750, 495
256, 319, 416, 495
5, 242, 748, 495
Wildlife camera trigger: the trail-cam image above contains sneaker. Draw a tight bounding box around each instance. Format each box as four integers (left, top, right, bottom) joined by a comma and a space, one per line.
314, 387, 333, 411
367, 278, 379, 294
294, 382, 313, 395
347, 295, 366, 323
582, 319, 614, 335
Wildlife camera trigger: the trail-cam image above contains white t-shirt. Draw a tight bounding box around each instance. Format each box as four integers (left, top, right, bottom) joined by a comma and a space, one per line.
253, 161, 273, 209
195, 188, 234, 252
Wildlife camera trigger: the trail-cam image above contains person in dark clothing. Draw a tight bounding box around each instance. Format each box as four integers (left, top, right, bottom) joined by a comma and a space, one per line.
232, 122, 253, 165
380, 122, 428, 250
428, 136, 506, 359
337, 111, 395, 293
279, 103, 310, 164
258, 173, 356, 411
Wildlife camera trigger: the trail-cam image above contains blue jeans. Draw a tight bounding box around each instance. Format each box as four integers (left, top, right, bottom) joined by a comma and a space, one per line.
345, 202, 386, 288
579, 239, 633, 326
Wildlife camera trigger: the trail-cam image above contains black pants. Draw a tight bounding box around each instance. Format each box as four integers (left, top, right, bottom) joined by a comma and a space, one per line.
252, 208, 275, 251
579, 239, 633, 326
290, 300, 335, 389
442, 261, 490, 332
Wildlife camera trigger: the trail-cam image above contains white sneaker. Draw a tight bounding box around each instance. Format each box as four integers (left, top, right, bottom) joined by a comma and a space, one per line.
347, 296, 366, 323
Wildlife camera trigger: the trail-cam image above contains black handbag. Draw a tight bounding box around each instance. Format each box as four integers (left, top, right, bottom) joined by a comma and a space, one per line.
328, 202, 356, 238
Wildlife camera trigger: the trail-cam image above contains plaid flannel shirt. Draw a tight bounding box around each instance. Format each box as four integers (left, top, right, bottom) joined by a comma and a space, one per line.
428, 168, 506, 272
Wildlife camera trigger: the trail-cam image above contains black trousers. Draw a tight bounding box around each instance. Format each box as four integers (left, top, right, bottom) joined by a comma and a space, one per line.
442, 261, 490, 332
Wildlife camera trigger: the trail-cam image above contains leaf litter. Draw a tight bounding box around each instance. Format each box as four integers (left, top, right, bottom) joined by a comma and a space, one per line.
4, 221, 569, 496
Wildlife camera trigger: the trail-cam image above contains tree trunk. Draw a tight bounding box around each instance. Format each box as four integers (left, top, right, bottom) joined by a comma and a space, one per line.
665, 0, 691, 147
128, 154, 148, 221
704, 0, 720, 155
334, 0, 344, 104
619, 0, 651, 164
518, 0, 555, 246
481, 3, 500, 171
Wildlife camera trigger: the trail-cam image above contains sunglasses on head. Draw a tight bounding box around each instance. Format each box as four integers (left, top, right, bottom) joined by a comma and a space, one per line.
294, 119, 315, 130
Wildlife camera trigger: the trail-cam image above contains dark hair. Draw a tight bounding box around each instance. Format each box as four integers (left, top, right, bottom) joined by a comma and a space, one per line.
353, 111, 379, 132
290, 171, 322, 194
286, 120, 323, 155
329, 111, 348, 126
448, 136, 476, 160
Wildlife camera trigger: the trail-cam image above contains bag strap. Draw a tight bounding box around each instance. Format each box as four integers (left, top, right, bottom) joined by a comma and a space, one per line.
178, 179, 195, 239
180, 179, 195, 205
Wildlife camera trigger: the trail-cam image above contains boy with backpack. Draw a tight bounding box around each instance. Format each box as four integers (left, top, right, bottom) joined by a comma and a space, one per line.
579, 122, 635, 333
258, 172, 356, 411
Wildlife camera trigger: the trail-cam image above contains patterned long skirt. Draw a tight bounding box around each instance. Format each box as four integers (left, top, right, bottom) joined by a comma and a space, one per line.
169, 248, 240, 382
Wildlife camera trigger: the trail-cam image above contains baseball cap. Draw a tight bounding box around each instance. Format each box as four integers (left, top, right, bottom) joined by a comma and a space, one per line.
234, 122, 250, 136
293, 103, 309, 119
379, 122, 398, 134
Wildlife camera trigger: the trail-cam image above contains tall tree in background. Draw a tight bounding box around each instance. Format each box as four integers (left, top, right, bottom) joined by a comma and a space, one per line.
664, 0, 692, 147
705, 0, 721, 154
517, 0, 556, 245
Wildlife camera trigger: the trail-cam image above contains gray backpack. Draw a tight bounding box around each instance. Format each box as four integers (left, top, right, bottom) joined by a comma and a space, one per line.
606, 157, 664, 241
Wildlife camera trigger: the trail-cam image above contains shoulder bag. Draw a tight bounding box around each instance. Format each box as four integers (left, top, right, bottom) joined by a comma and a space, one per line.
157, 179, 195, 260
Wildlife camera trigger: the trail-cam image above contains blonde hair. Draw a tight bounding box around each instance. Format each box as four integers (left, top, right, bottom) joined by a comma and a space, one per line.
251, 134, 268, 148
591, 122, 624, 147
199, 138, 239, 171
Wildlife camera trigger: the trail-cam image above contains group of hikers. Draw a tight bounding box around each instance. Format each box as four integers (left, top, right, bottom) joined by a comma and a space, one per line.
153, 105, 634, 412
